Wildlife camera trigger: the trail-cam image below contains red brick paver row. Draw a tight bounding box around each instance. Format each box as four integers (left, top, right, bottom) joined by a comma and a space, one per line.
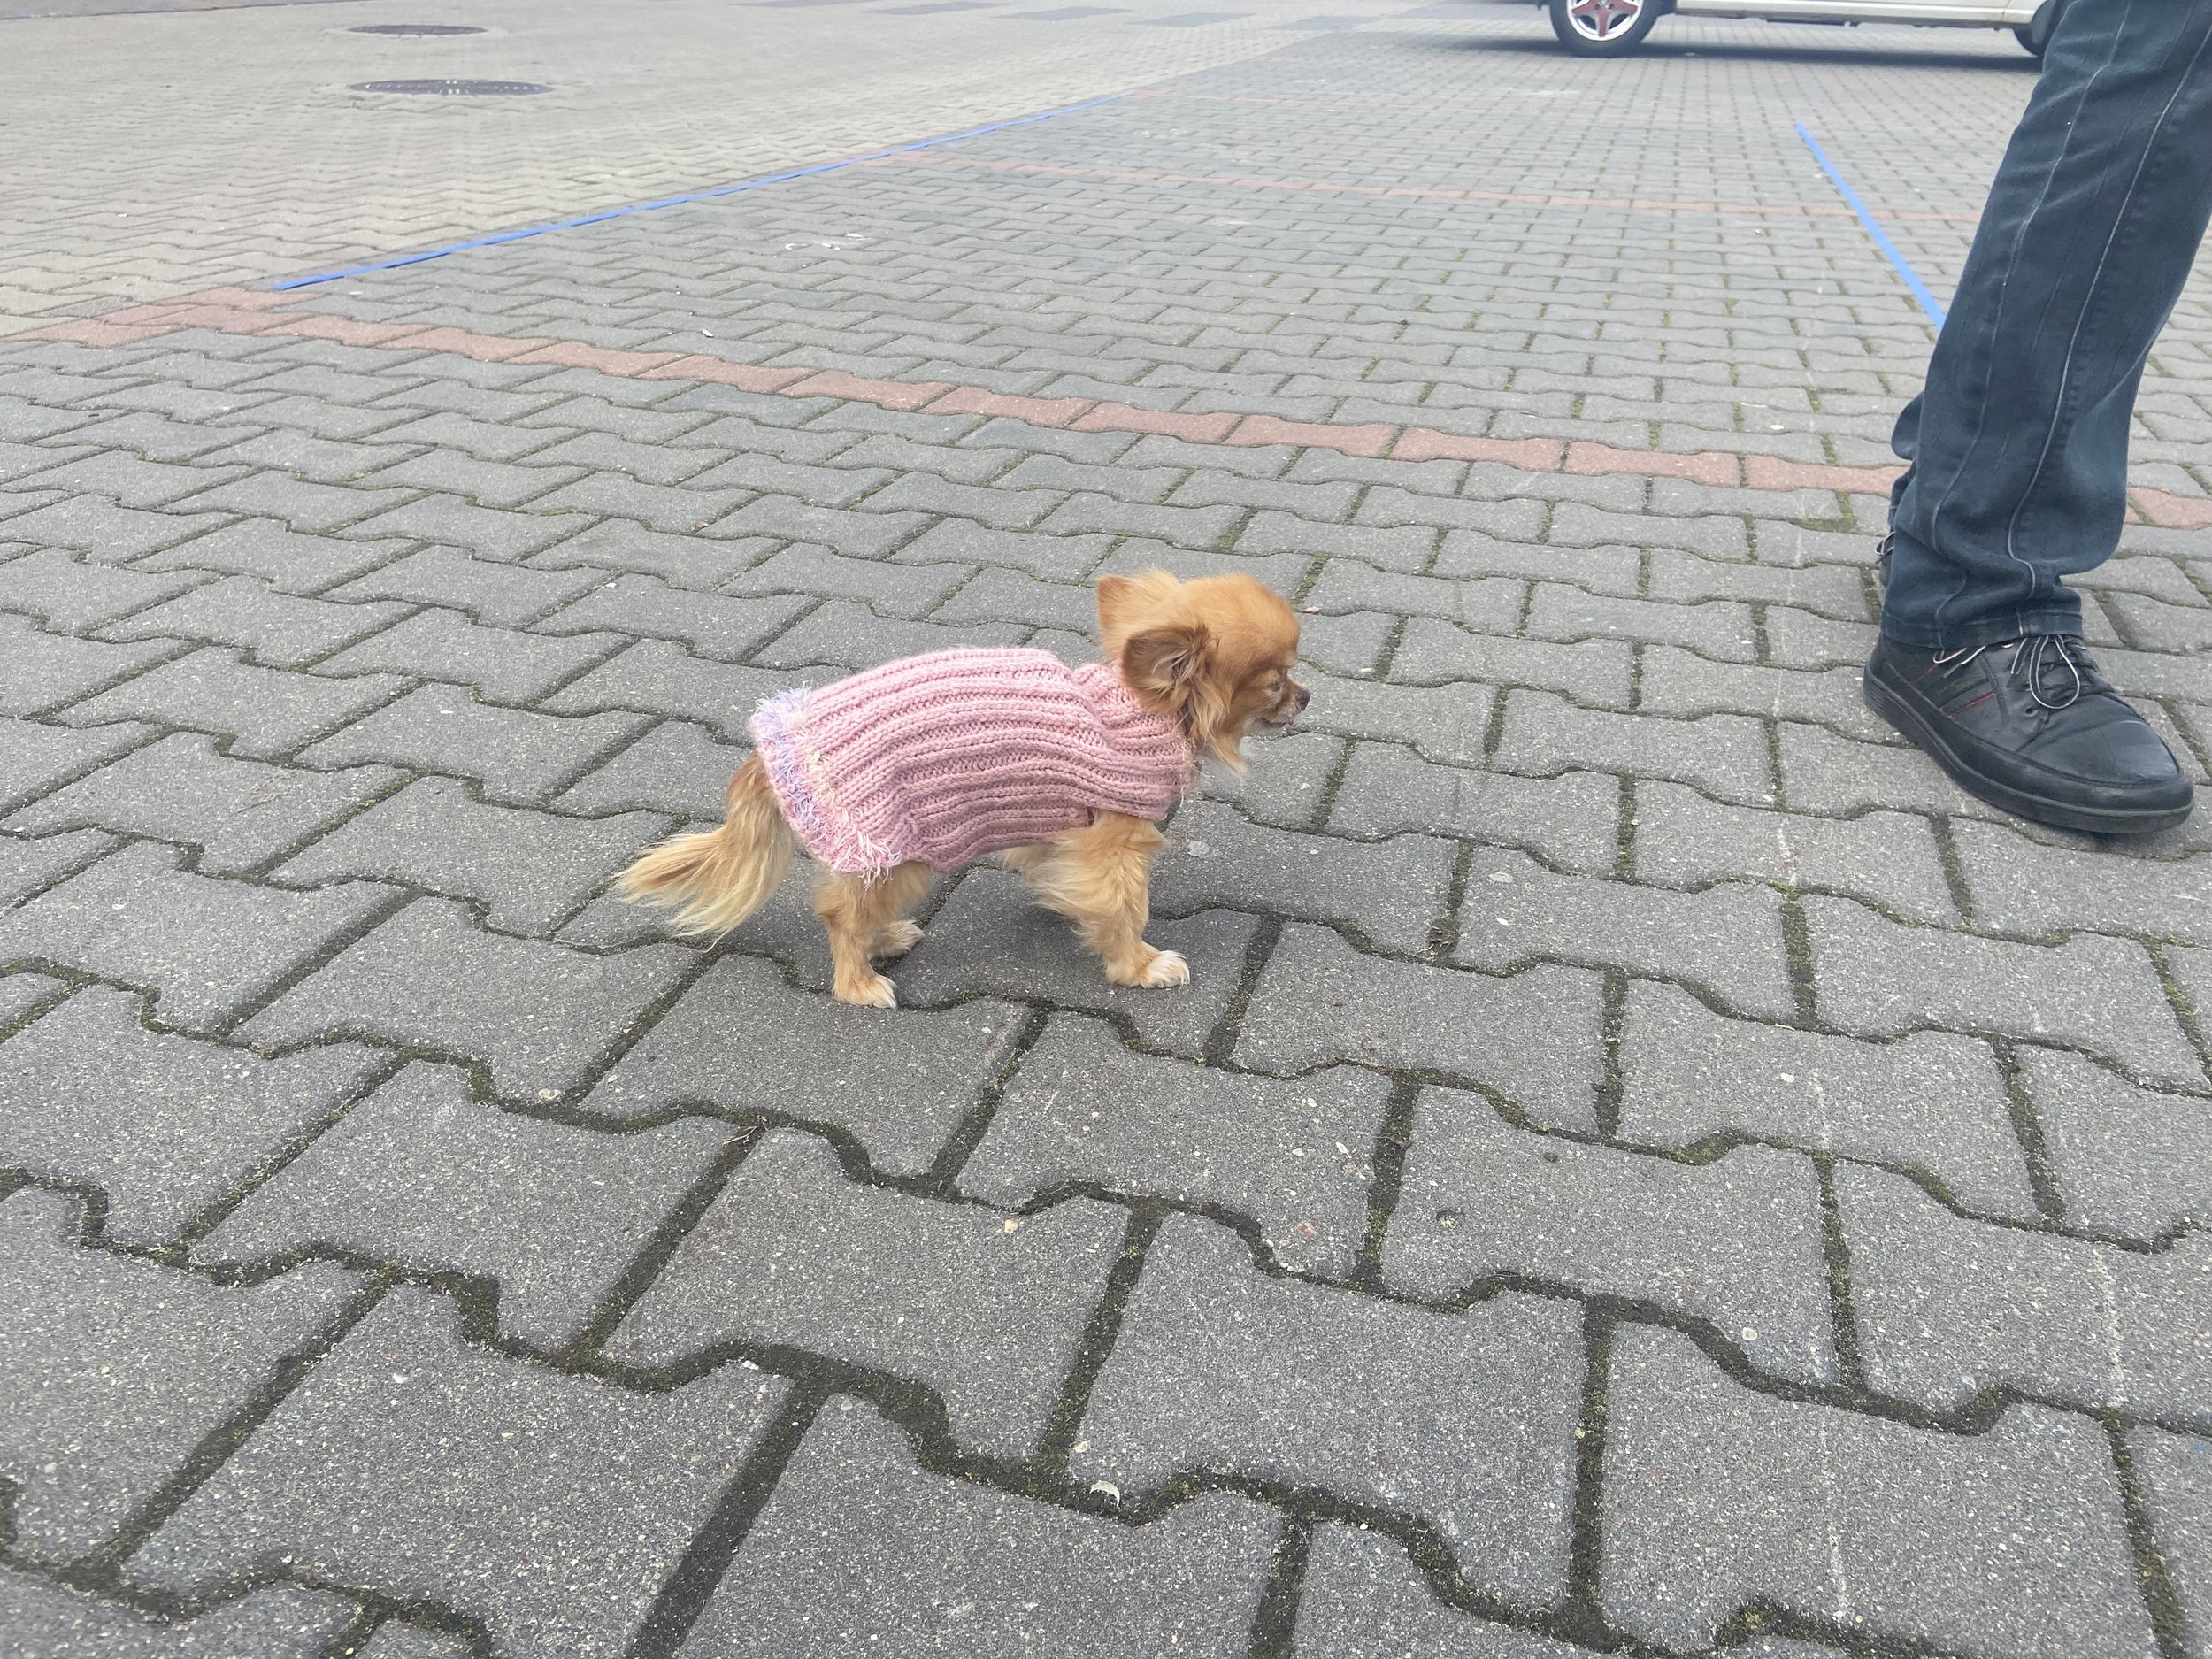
19, 285, 2212, 527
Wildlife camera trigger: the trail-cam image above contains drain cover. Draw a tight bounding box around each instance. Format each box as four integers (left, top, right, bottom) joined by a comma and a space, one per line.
349, 78, 549, 96
348, 22, 488, 35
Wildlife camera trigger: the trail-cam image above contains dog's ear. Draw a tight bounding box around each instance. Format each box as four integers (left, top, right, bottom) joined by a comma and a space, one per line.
1119, 621, 1211, 698
1095, 573, 1139, 635
1097, 571, 1179, 638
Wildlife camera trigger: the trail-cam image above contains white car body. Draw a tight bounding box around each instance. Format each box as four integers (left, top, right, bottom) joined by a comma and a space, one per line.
1674, 0, 2038, 21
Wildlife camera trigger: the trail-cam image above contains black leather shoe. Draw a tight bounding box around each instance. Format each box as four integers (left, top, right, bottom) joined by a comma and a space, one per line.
1863, 632, 2194, 834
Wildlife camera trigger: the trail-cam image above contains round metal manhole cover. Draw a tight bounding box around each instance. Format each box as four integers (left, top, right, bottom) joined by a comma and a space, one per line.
349, 79, 550, 96
348, 22, 488, 35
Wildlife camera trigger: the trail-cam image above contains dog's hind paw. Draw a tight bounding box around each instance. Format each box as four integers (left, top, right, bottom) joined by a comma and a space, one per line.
874, 919, 923, 960
833, 971, 899, 1009
1139, 949, 1189, 988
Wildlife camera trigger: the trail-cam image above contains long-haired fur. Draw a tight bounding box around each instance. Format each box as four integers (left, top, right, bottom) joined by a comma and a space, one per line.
615, 570, 1303, 1005
614, 753, 795, 936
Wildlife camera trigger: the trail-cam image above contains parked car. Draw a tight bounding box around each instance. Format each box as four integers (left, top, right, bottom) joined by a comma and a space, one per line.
1543, 0, 2062, 59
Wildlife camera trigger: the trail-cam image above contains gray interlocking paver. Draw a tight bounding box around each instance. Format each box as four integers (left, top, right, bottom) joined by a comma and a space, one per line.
727, 544, 974, 615
0, 986, 381, 1247
8, 732, 397, 875
538, 638, 791, 741
898, 868, 1261, 1060
0, 1187, 359, 1558
1494, 692, 1775, 802
300, 684, 650, 804
611, 1129, 1122, 1455
0, 613, 177, 716
1155, 797, 1455, 956
1639, 647, 1892, 741
2027, 1046, 2212, 1241
1294, 1526, 1649, 1659
0, 714, 150, 811
1076, 1213, 1582, 1605
1840, 1160, 2212, 1419
1632, 780, 1957, 923
242, 897, 692, 1098
581, 953, 1023, 1176
961, 1011, 1388, 1276
534, 572, 811, 660
0, 826, 114, 906
99, 574, 408, 670
0, 841, 396, 1030
1386, 617, 1635, 707
1806, 895, 2206, 1087
554, 718, 751, 821
0, 545, 207, 630
1955, 818, 2212, 944
137, 519, 407, 594
326, 545, 607, 627
314, 608, 624, 703
201, 1063, 732, 1348
55, 646, 407, 761
1601, 1325, 2155, 1658
683, 1405, 1278, 1659
128, 1287, 788, 1659
1457, 848, 1795, 1020
755, 598, 1029, 670
1327, 741, 1621, 874
1293, 669, 1495, 767
1238, 922, 1605, 1130
276, 775, 665, 933
1617, 980, 2038, 1217
1388, 1088, 1836, 1385
3, 1571, 353, 1659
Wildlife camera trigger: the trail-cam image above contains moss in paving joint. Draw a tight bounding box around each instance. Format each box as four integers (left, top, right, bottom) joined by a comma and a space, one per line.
1990, 1036, 2070, 1225
1352, 1076, 1421, 1297
626, 1386, 826, 1659
1556, 1305, 1614, 1647
1034, 1203, 1162, 1471
2108, 1413, 2199, 1659
1594, 971, 1629, 1141
1200, 911, 1283, 1071
1813, 1153, 1869, 1394
918, 1001, 1048, 1194
1245, 1513, 1312, 1659
1924, 812, 1978, 926
1776, 888, 1822, 1030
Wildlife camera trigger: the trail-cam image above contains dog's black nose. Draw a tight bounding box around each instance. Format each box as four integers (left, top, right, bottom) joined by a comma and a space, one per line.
1294, 686, 1311, 712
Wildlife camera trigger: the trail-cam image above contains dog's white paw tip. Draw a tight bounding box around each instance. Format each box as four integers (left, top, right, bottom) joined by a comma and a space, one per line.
838, 974, 899, 1009
1143, 950, 1190, 988
876, 920, 923, 960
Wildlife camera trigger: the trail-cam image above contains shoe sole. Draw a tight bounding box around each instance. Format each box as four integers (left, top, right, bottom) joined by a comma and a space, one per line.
1863, 668, 2193, 836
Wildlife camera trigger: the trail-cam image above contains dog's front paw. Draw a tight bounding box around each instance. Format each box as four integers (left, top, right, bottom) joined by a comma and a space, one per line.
1136, 949, 1190, 988
833, 971, 899, 1009
874, 919, 923, 960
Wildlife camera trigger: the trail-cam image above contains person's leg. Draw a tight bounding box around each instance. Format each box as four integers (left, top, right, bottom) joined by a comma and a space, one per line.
1882, 0, 2212, 650
1866, 0, 2212, 834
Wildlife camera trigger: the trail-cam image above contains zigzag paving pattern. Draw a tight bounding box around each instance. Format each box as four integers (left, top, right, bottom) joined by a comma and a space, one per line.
3, 7, 2210, 1657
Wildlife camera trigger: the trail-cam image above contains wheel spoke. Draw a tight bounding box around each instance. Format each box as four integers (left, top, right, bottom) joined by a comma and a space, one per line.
1568, 0, 1641, 38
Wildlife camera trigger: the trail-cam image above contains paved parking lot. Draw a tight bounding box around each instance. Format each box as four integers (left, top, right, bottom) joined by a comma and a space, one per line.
3, 4, 2209, 1656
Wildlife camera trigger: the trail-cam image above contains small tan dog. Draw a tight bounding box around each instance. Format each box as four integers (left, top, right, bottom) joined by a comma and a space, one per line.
618, 570, 1306, 1006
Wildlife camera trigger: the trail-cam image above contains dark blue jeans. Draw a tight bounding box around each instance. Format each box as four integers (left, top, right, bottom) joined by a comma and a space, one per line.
1883, 0, 2212, 651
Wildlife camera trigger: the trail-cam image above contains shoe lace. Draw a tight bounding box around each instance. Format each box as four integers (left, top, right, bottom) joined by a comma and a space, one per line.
1931, 634, 2103, 710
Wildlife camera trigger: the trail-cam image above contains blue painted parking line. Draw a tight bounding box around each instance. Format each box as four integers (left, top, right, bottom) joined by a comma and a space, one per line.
273, 94, 1126, 290
1793, 120, 1948, 327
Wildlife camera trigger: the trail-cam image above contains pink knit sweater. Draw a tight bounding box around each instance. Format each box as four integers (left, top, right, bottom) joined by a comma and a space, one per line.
749, 648, 1196, 877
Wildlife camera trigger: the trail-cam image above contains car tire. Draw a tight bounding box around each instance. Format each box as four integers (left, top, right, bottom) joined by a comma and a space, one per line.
2016, 0, 2063, 61
1548, 0, 1663, 56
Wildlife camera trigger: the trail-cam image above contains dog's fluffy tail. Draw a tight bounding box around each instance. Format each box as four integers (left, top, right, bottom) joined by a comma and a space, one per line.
617, 753, 796, 936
